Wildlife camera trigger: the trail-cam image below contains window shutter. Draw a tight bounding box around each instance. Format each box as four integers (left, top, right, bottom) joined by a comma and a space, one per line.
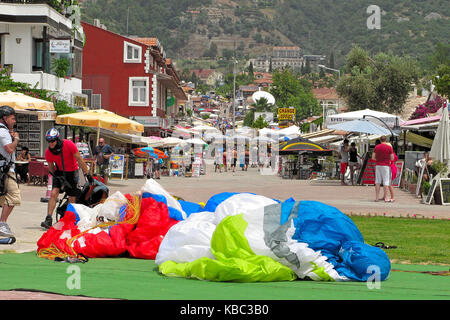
92, 94, 102, 109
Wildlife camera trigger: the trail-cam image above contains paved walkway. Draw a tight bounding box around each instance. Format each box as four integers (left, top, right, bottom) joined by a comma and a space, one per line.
1, 164, 448, 254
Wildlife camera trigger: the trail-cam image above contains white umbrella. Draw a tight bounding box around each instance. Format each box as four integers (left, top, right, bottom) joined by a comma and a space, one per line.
192, 125, 219, 132
328, 119, 393, 136
326, 108, 402, 129
161, 137, 185, 147
252, 136, 276, 144
182, 138, 208, 146
430, 104, 450, 168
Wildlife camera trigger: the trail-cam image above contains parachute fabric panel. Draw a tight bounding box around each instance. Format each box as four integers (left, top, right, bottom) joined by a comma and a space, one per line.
159, 214, 297, 282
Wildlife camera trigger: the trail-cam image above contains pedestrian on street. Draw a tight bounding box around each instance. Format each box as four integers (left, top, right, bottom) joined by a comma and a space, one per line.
16, 146, 31, 183
339, 139, 349, 185
40, 128, 92, 229
372, 136, 394, 202
348, 142, 362, 185
386, 142, 398, 202
93, 137, 114, 185
0, 106, 21, 240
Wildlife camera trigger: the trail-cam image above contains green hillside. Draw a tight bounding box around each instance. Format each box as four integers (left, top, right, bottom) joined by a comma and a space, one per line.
80, 0, 449, 68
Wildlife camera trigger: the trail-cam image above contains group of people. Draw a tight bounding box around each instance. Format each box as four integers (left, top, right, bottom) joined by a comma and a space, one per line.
339, 136, 398, 202
0, 103, 115, 240
339, 139, 363, 186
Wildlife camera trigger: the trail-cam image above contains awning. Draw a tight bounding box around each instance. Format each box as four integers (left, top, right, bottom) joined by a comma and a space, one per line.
100, 129, 147, 146
401, 122, 439, 132
400, 131, 434, 149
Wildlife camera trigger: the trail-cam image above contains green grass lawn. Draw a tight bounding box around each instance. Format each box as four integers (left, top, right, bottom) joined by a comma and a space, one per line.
350, 216, 450, 265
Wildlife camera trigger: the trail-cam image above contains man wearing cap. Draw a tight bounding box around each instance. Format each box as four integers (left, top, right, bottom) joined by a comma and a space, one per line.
40, 128, 92, 229
0, 106, 21, 241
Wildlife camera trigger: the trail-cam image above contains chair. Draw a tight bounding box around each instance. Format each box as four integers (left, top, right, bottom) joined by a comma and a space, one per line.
27, 161, 49, 186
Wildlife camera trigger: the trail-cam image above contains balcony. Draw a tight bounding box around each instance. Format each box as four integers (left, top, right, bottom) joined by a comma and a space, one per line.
0, 1, 75, 16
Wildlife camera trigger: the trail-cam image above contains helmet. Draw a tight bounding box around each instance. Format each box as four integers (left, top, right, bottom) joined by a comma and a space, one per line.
0, 106, 16, 119
46, 128, 60, 142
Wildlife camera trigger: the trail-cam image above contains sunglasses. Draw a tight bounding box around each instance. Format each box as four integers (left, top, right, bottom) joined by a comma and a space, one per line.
47, 139, 58, 143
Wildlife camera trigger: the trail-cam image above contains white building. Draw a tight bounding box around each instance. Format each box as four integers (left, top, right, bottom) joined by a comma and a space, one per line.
0, 1, 85, 107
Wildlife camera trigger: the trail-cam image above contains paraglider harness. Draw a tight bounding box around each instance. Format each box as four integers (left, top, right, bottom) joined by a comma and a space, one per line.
54, 143, 109, 222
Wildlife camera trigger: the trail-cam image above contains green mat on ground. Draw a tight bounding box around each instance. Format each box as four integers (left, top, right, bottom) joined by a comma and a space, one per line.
0, 252, 448, 300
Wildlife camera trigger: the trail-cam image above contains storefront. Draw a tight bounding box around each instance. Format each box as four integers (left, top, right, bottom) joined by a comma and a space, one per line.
15, 110, 57, 157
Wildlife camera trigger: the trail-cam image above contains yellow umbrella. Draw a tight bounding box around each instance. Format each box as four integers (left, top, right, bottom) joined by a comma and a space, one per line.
0, 90, 54, 111
56, 109, 144, 143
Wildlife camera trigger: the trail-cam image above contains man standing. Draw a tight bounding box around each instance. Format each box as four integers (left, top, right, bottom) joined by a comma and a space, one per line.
41, 128, 92, 229
372, 136, 394, 202
93, 138, 114, 185
0, 106, 21, 240
339, 139, 349, 185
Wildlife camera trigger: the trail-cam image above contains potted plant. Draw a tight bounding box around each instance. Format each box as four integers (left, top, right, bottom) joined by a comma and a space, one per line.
421, 180, 431, 199
51, 58, 71, 79
408, 173, 418, 194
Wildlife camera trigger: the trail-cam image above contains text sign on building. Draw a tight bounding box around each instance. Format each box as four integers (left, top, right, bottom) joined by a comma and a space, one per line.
133, 116, 160, 127
49, 39, 71, 53
37, 111, 57, 121
277, 107, 296, 121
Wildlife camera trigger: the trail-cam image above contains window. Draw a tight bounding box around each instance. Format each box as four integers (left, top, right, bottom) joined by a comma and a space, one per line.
129, 77, 149, 106
123, 41, 142, 63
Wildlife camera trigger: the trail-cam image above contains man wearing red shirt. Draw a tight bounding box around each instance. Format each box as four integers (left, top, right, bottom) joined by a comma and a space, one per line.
40, 128, 91, 229
372, 136, 394, 202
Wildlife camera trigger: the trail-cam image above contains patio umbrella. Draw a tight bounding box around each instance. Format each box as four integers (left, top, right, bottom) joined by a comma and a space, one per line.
161, 137, 185, 147
0, 90, 54, 111
276, 136, 333, 156
182, 138, 208, 146
251, 136, 277, 144
325, 108, 403, 129
56, 109, 144, 144
132, 147, 167, 159
327, 119, 393, 136
429, 104, 450, 168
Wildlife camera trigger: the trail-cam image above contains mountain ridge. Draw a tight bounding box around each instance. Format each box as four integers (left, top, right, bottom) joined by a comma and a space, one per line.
80, 0, 449, 68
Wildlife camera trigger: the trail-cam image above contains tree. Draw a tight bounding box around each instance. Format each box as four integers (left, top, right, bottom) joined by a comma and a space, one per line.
252, 115, 269, 129
248, 61, 254, 77
430, 42, 450, 71
270, 69, 320, 121
337, 46, 419, 114
329, 51, 335, 69
434, 64, 450, 99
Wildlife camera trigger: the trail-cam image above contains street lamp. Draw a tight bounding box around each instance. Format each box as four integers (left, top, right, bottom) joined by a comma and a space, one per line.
318, 64, 341, 114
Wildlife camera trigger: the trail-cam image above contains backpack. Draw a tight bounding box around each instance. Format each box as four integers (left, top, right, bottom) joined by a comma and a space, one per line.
0, 124, 14, 196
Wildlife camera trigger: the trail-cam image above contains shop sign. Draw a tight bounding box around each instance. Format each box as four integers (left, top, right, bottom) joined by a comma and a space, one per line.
37, 111, 57, 121
278, 107, 296, 121
133, 116, 161, 127
49, 39, 71, 53
72, 93, 88, 109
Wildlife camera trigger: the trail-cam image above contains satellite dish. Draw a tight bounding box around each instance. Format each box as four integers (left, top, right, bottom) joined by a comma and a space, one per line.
252, 90, 275, 105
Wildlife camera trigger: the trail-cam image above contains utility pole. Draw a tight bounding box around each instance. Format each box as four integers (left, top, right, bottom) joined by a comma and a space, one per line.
232, 41, 236, 132
126, 7, 130, 36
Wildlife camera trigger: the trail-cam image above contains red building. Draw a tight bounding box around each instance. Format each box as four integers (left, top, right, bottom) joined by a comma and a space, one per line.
81, 22, 186, 136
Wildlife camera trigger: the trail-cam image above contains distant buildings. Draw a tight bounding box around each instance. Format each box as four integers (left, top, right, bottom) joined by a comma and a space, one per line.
252, 46, 326, 73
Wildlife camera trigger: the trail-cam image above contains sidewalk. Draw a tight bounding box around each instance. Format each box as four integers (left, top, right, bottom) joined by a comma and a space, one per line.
1, 164, 448, 254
